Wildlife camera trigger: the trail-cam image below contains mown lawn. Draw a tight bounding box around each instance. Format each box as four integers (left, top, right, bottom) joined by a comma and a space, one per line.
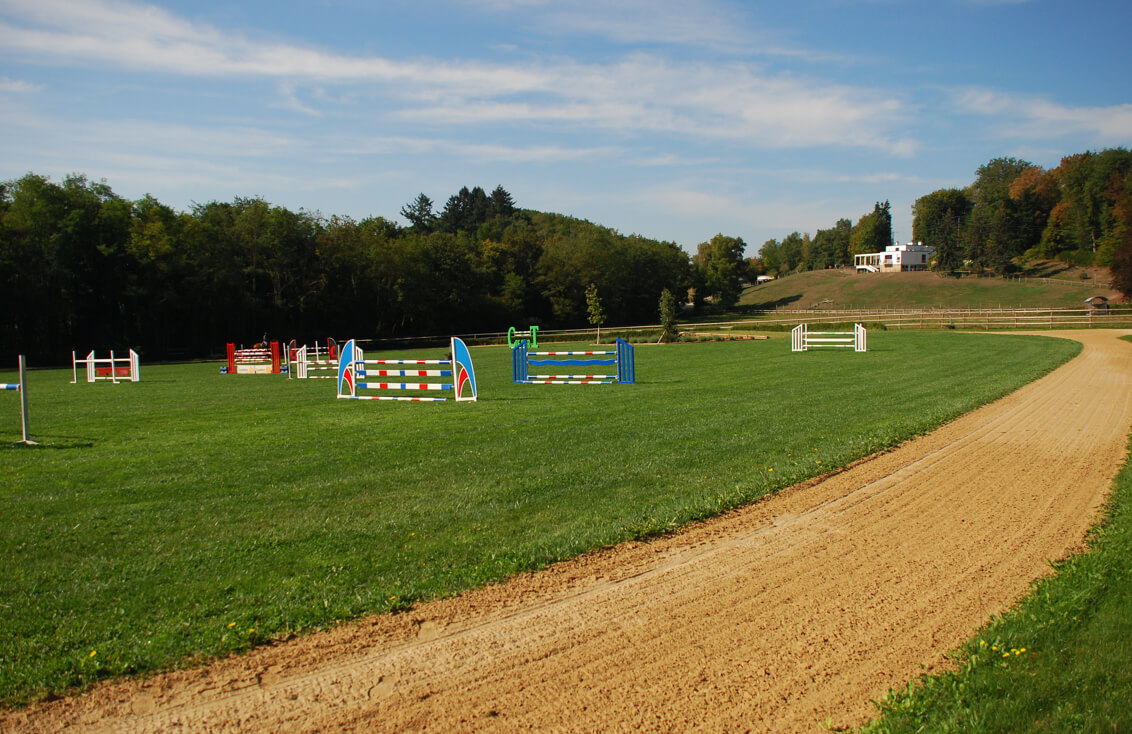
0, 332, 1079, 705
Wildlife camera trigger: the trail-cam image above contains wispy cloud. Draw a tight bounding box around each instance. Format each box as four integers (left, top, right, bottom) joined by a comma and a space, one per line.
0, 0, 912, 154
462, 0, 843, 61
954, 88, 1132, 143
399, 55, 917, 154
0, 74, 39, 93
340, 134, 619, 163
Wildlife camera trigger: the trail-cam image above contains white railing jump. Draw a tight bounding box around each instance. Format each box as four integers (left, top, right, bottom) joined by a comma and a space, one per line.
792, 323, 866, 352
71, 349, 141, 384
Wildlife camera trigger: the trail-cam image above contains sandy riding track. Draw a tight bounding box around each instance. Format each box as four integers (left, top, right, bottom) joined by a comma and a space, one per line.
6, 330, 1132, 733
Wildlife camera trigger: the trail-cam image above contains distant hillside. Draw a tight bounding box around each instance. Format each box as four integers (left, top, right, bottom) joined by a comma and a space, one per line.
742, 265, 1120, 311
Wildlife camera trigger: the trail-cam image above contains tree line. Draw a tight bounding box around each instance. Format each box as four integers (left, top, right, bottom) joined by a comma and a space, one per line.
755, 148, 1132, 289
1, 176, 753, 363
913, 149, 1132, 275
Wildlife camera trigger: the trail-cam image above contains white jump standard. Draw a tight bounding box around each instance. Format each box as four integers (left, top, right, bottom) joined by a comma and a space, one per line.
71, 349, 141, 383
3, 355, 35, 444
290, 338, 339, 379
791, 323, 867, 352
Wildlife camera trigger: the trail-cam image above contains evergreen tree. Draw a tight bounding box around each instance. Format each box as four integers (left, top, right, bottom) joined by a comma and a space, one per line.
400, 193, 435, 232
489, 185, 515, 218
873, 201, 893, 250
658, 288, 678, 343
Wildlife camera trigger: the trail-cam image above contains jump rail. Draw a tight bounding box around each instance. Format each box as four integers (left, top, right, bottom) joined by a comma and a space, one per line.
224, 342, 281, 375
337, 338, 477, 402
512, 339, 635, 384
290, 338, 339, 379
71, 349, 141, 383
791, 323, 867, 352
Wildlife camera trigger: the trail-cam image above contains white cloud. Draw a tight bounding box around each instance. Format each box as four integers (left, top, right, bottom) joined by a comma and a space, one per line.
398, 55, 916, 154
0, 0, 913, 154
0, 74, 40, 93
338, 134, 618, 163
460, 0, 836, 61
954, 88, 1132, 143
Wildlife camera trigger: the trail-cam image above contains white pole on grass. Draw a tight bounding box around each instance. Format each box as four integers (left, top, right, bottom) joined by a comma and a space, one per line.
10, 355, 36, 445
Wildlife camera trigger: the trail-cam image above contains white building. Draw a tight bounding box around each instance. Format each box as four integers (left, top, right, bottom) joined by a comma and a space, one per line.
855, 242, 934, 273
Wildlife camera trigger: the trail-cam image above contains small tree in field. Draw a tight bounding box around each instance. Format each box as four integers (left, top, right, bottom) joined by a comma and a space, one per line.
585, 282, 606, 343
658, 288, 678, 343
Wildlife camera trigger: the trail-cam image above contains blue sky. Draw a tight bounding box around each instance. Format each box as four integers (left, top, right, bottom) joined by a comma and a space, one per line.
1, 0, 1129, 255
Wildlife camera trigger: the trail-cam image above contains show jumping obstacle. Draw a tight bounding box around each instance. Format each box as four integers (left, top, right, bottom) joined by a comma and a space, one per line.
290, 338, 339, 379
71, 349, 141, 383
336, 338, 478, 402
791, 323, 867, 352
224, 342, 281, 375
512, 339, 635, 384
2, 355, 34, 444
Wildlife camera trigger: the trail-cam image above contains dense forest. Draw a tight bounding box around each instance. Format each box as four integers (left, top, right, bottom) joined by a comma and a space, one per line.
1, 179, 755, 363
757, 148, 1132, 284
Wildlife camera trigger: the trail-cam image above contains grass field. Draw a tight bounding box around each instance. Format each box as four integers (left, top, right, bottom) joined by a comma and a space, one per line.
0, 333, 1084, 706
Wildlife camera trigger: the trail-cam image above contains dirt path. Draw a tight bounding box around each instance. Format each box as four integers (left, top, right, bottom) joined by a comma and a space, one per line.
6, 330, 1132, 733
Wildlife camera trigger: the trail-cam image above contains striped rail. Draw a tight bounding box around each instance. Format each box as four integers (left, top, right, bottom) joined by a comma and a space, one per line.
293, 346, 338, 379
337, 338, 477, 402
289, 339, 339, 379
225, 342, 281, 375
512, 339, 635, 385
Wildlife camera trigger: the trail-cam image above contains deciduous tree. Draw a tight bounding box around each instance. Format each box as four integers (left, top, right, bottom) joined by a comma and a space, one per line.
693, 234, 747, 308
585, 282, 606, 343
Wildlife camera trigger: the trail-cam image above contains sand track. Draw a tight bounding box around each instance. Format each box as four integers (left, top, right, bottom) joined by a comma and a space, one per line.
6, 330, 1132, 733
